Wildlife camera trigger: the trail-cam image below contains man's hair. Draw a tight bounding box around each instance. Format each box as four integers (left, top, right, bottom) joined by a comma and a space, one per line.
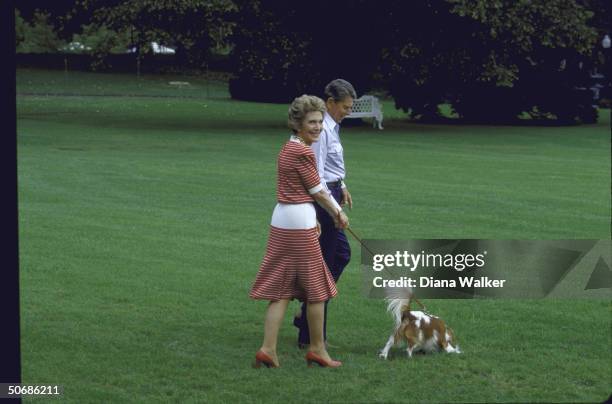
288, 94, 326, 133
324, 79, 357, 101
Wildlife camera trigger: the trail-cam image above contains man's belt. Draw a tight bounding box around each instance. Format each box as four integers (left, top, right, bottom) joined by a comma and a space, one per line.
326, 179, 343, 188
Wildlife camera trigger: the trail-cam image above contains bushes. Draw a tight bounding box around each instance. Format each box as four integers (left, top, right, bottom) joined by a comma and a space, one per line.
447, 83, 597, 125
450, 86, 523, 124
229, 77, 295, 103
16, 10, 64, 53
515, 67, 598, 124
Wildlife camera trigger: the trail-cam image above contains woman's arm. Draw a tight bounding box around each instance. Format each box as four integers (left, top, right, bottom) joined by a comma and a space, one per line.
311, 189, 349, 229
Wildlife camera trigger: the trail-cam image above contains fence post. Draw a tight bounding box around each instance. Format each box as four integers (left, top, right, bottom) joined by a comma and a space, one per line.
136, 53, 141, 78
205, 62, 209, 99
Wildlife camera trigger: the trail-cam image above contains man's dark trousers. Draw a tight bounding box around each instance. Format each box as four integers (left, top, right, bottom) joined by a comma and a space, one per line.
295, 183, 351, 345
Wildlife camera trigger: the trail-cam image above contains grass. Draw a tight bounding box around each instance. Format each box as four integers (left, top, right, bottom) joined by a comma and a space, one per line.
16, 67, 230, 99
17, 69, 611, 403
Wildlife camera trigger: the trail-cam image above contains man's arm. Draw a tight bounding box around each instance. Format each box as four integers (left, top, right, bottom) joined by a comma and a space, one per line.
311, 129, 332, 196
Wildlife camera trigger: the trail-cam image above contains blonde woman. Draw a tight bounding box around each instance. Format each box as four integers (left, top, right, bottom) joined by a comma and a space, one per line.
250, 95, 349, 368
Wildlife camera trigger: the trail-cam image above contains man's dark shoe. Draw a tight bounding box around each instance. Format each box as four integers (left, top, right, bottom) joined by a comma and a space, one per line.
293, 315, 301, 329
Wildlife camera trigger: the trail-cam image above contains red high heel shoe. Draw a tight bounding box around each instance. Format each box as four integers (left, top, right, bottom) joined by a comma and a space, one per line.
305, 351, 342, 368
253, 350, 279, 368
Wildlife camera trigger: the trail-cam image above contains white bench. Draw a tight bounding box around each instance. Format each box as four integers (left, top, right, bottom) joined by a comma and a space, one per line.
346, 95, 384, 129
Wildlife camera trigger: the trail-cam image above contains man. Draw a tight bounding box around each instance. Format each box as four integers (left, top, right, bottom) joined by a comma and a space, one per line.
294, 78, 357, 348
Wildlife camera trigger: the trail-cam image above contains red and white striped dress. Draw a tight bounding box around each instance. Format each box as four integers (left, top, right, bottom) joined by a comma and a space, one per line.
249, 137, 338, 302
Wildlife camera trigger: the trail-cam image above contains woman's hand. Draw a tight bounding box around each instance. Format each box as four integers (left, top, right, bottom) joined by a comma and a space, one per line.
311, 189, 349, 229
333, 210, 349, 229
316, 220, 321, 237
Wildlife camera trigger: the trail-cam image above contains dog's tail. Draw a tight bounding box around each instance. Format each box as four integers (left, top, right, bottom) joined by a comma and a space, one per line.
386, 298, 411, 328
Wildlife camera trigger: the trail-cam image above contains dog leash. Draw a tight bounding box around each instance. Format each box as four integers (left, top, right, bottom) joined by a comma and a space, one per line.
345, 226, 375, 257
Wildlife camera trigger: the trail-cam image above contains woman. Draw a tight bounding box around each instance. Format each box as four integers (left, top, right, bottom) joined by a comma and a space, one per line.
250, 95, 349, 368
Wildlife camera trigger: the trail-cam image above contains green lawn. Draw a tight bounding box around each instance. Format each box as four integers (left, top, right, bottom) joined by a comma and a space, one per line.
17, 69, 611, 403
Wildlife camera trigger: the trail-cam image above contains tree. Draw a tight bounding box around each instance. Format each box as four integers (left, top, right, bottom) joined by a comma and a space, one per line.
378, 0, 480, 120
230, 0, 386, 102
16, 10, 64, 53
68, 23, 131, 70
231, 0, 601, 123
229, 0, 315, 102
69, 24, 130, 55
15, 10, 26, 48
381, 0, 598, 123
79, 0, 236, 68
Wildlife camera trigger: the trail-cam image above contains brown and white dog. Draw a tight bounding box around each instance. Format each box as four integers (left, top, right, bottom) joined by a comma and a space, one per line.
379, 298, 461, 359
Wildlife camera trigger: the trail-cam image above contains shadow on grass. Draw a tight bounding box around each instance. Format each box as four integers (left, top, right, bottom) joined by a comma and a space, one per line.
18, 96, 609, 137
115, 118, 283, 134
18, 92, 230, 101
19, 111, 285, 135
408, 115, 594, 127
347, 115, 603, 128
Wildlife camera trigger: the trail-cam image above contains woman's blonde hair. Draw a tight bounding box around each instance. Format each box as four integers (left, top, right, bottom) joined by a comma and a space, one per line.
287, 94, 326, 133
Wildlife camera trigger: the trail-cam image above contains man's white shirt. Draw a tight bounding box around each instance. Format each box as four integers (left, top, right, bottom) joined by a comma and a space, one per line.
311, 112, 346, 196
